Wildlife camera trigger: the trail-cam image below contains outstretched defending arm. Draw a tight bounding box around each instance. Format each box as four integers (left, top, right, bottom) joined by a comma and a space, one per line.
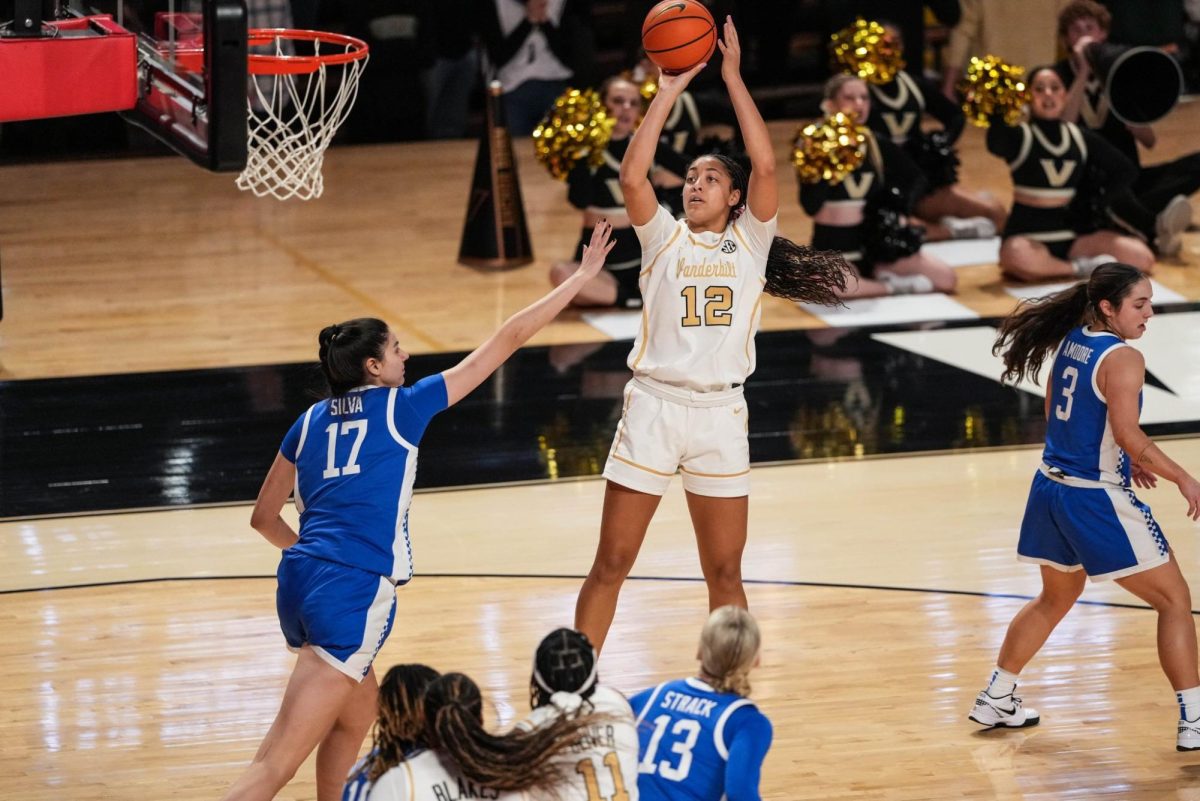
718, 16, 776, 222
441, 224, 615, 406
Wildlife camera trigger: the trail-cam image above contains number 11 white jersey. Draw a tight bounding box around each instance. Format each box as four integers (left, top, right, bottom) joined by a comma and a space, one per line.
520, 685, 640, 801
628, 204, 777, 393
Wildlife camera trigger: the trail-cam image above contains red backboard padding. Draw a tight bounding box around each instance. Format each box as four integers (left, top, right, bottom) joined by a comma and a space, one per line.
0, 16, 137, 123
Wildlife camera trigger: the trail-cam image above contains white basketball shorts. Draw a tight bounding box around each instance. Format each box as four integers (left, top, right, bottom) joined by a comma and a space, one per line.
603, 376, 750, 497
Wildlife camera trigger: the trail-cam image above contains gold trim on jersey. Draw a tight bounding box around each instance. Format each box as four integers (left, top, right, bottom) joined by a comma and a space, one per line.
631, 226, 682, 372
687, 232, 725, 249
610, 452, 677, 477
608, 383, 635, 458
402, 759, 415, 801
679, 465, 752, 478
641, 226, 683, 278
743, 283, 765, 367
731, 221, 751, 252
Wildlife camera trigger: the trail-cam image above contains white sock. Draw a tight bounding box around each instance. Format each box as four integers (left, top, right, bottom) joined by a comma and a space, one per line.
1177, 686, 1200, 721
986, 666, 1019, 698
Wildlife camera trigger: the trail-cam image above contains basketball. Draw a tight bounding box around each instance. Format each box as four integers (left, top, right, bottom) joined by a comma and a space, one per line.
641, 0, 717, 75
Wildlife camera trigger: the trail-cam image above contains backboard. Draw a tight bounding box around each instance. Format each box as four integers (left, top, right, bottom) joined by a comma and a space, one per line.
0, 0, 247, 171
105, 0, 248, 171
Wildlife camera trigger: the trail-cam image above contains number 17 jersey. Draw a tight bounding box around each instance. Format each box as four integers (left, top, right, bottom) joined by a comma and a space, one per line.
280, 377, 448, 583
629, 205, 777, 393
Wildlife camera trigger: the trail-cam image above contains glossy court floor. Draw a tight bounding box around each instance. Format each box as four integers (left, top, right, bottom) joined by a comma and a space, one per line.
3, 110, 1200, 799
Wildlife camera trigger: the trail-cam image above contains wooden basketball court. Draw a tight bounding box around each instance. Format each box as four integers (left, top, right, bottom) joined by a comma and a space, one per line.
3, 99, 1200, 800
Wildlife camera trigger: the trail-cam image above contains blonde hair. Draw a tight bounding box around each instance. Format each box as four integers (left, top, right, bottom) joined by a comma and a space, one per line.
699, 606, 761, 697
820, 73, 866, 117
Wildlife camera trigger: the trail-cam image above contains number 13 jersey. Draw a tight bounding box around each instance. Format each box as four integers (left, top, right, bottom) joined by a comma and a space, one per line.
629, 205, 778, 393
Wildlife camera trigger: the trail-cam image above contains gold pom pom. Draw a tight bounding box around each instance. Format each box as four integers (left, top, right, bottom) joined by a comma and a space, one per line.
791, 112, 867, 185
532, 88, 616, 181
830, 18, 905, 85
959, 55, 1031, 128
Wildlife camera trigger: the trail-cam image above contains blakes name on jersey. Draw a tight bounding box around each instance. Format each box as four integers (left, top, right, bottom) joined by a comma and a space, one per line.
428, 777, 503, 801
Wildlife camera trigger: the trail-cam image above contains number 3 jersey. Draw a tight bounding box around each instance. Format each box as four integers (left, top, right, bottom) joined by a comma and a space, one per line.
1043, 326, 1138, 486
629, 204, 778, 393
280, 377, 448, 583
630, 678, 773, 801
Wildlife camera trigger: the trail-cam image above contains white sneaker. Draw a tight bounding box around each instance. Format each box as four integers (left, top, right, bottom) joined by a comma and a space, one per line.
1179, 718, 1200, 751
969, 689, 1041, 729
942, 216, 997, 240
877, 270, 935, 295
1070, 253, 1117, 278
1155, 194, 1192, 258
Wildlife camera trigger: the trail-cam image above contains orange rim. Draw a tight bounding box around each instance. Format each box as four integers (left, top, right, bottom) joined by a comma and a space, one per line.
168, 28, 368, 76
247, 28, 369, 75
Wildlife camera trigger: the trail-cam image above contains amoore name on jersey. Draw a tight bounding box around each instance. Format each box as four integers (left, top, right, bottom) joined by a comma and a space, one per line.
675, 258, 738, 279
1061, 341, 1096, 365
329, 395, 365, 415
660, 690, 719, 718
427, 777, 503, 801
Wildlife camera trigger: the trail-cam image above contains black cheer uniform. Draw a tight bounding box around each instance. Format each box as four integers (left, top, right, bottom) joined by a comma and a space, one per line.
987, 116, 1136, 258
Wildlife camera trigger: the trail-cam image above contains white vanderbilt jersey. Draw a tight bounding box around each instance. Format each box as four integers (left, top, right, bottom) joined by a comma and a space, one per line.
630, 204, 777, 392
520, 686, 640, 801
346, 748, 527, 801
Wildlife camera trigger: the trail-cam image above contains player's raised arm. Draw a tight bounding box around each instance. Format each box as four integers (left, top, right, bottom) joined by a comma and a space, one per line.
619, 62, 706, 226
717, 16, 776, 221
441, 223, 615, 406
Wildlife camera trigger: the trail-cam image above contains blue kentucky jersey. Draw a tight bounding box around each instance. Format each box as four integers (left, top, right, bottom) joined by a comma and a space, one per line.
1043, 326, 1140, 485
280, 376, 448, 582
630, 677, 773, 801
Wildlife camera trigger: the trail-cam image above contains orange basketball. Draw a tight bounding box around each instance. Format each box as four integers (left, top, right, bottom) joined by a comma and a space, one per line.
641, 0, 717, 75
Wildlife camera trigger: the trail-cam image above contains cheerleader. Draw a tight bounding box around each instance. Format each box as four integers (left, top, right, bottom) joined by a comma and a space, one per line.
986, 66, 1152, 282
800, 74, 956, 299
550, 75, 688, 309
867, 23, 1007, 241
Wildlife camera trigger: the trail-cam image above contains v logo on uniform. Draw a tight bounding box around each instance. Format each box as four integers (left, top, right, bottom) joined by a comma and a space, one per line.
882, 112, 919, 139
1039, 159, 1077, 187
844, 173, 874, 199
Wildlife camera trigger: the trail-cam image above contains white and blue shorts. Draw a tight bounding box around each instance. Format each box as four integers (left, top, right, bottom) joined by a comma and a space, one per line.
1017, 466, 1170, 581
276, 549, 397, 681
603, 376, 750, 498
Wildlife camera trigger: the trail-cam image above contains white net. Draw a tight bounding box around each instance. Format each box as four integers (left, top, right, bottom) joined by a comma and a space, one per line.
236, 33, 368, 201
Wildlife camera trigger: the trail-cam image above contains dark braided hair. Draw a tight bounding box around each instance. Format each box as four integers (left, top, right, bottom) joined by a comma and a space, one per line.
530, 628, 598, 709
359, 664, 441, 782
424, 672, 609, 794
317, 317, 390, 396
993, 262, 1145, 385
691, 154, 851, 307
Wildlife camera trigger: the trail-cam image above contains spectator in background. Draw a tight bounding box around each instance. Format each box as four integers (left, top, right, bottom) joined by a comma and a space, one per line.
1055, 0, 1200, 257
482, 0, 595, 136
418, 0, 478, 139
941, 0, 1066, 101
1098, 0, 1185, 49
826, 0, 961, 77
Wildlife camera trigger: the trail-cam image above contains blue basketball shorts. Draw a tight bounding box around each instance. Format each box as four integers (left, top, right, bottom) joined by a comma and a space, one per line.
276, 549, 397, 681
1017, 468, 1170, 581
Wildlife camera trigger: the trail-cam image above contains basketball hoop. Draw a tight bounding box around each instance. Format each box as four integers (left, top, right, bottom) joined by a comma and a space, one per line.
237, 29, 369, 201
